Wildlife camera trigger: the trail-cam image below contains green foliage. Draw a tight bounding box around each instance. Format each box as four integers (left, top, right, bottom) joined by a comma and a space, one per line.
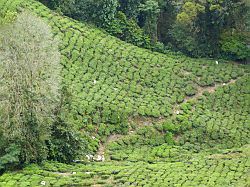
75, 0, 119, 28
220, 31, 250, 60
0, 10, 17, 25
170, 23, 198, 56
176, 1, 205, 25
0, 144, 20, 172
162, 121, 179, 133
47, 116, 87, 163
45, 0, 119, 29
41, 0, 75, 15
164, 132, 174, 145
1, 145, 249, 186
21, 0, 241, 124
170, 0, 249, 58
39, 0, 249, 59
0, 1, 249, 186
0, 11, 61, 164
177, 76, 250, 151
118, 0, 142, 19
185, 84, 197, 96
139, 0, 160, 42
107, 11, 151, 48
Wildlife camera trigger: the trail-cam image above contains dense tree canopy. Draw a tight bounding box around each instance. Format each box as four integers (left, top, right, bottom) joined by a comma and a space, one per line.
40, 0, 250, 61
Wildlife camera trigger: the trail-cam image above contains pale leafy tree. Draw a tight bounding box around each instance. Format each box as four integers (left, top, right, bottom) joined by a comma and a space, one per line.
0, 11, 61, 163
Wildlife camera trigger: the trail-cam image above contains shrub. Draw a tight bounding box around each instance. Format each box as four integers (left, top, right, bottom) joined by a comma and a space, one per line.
185, 85, 197, 96
0, 143, 20, 173
98, 123, 111, 137
177, 95, 185, 104
180, 103, 192, 113
47, 114, 87, 163
162, 121, 179, 133
165, 132, 174, 145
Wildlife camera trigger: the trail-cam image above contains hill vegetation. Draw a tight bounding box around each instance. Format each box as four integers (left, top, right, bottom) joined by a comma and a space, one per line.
39, 0, 250, 60
0, 0, 249, 186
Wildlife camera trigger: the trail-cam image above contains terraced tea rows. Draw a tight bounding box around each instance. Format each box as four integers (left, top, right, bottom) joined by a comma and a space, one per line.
103, 76, 250, 162
177, 76, 250, 150
0, 145, 249, 186
0, 0, 249, 186
1, 0, 247, 125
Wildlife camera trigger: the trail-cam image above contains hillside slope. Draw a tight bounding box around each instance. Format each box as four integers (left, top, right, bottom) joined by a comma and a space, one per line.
0, 0, 249, 186
1, 0, 247, 123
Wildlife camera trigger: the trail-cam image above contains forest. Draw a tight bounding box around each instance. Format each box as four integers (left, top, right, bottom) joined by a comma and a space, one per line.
0, 0, 249, 186
39, 0, 250, 60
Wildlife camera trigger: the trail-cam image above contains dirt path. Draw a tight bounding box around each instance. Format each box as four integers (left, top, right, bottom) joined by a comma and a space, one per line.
185, 79, 236, 102
95, 134, 123, 160
128, 116, 165, 127
173, 79, 237, 115
96, 78, 239, 159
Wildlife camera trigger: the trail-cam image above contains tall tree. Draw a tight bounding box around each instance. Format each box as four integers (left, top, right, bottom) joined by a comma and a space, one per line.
139, 0, 160, 42
0, 11, 61, 163
118, 0, 143, 19
170, 0, 249, 58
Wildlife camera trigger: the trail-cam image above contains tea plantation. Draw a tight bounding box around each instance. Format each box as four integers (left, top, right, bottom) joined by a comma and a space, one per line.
0, 145, 249, 186
0, 0, 249, 186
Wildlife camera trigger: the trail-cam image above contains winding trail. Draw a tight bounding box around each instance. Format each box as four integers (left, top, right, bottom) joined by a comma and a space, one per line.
173, 79, 237, 115
185, 79, 236, 102
95, 78, 239, 159
96, 134, 123, 160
